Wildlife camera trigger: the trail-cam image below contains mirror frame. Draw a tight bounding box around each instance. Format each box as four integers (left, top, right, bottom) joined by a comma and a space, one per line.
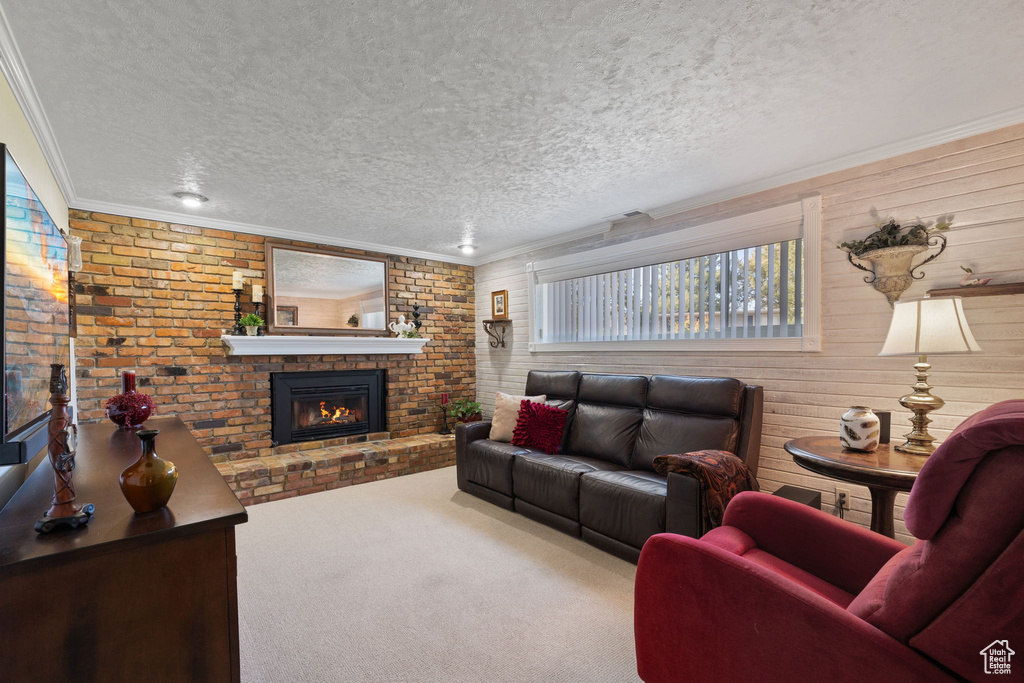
264, 240, 390, 337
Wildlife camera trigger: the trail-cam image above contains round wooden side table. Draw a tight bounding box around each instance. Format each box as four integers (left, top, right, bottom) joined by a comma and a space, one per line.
783, 436, 928, 538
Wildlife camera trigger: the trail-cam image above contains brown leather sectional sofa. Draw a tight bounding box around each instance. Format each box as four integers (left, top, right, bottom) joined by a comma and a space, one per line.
455, 371, 763, 562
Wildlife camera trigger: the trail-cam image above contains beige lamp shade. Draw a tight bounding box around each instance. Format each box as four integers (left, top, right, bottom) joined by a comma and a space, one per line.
879, 296, 981, 356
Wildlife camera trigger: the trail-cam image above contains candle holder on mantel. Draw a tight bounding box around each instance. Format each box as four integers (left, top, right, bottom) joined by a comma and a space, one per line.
252, 288, 265, 336
231, 288, 244, 335
35, 364, 94, 533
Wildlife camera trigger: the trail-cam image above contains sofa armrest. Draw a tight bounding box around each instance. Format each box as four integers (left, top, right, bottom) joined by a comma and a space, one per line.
655, 450, 756, 536
454, 421, 492, 491
634, 534, 949, 683
721, 491, 907, 595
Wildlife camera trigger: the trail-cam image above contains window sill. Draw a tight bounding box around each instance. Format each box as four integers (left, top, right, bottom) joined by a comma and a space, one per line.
529, 336, 819, 353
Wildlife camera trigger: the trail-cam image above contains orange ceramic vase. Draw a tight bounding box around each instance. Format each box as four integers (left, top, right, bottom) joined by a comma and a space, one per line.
119, 429, 177, 513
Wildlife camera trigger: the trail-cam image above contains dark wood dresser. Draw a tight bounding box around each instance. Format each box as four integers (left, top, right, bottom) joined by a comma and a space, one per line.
0, 417, 247, 682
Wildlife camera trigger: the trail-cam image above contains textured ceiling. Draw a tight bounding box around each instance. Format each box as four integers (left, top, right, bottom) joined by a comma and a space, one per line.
3, 0, 1024, 261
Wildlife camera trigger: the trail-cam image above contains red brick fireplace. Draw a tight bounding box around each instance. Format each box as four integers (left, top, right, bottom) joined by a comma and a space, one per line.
70, 210, 475, 468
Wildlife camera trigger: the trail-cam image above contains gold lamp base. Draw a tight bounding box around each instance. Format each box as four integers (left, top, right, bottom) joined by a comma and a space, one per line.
896, 354, 945, 456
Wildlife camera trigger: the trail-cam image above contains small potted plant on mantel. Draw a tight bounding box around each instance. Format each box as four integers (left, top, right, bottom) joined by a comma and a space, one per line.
239, 313, 264, 336
837, 217, 951, 307
448, 398, 482, 424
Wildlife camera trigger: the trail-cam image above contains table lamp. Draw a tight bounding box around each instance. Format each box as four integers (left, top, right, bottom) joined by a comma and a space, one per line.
879, 296, 980, 455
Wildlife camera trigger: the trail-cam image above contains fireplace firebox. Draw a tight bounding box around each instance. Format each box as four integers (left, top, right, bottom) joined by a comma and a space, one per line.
271, 370, 385, 446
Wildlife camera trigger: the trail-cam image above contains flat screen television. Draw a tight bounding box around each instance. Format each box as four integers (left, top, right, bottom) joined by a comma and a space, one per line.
1, 143, 70, 465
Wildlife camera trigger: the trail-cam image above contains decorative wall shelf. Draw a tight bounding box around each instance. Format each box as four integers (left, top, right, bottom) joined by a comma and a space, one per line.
482, 319, 511, 348
926, 282, 1024, 298
221, 335, 429, 356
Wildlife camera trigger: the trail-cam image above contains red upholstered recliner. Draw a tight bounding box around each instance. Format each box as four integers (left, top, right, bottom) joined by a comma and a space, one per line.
634, 400, 1024, 682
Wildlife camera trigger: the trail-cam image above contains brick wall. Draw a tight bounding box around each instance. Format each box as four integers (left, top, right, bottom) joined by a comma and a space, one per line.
70, 210, 474, 462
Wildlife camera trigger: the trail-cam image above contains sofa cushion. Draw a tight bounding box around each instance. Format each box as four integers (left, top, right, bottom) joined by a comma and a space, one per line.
629, 376, 744, 472
565, 374, 648, 466
579, 470, 667, 550
631, 411, 740, 472
464, 439, 535, 497
511, 401, 569, 454
489, 392, 546, 442
525, 370, 581, 401
513, 453, 626, 521
647, 375, 745, 417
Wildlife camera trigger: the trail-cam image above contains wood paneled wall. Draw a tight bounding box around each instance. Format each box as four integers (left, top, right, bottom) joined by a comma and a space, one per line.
473, 123, 1024, 544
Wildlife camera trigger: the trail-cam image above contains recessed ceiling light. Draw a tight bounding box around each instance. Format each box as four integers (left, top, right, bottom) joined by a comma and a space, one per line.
458, 244, 476, 255
173, 191, 208, 207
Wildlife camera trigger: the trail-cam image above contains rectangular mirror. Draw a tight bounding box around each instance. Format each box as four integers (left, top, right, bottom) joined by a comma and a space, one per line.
265, 241, 389, 336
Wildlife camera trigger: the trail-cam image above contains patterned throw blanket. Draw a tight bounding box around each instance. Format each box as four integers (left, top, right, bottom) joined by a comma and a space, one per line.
652, 450, 759, 535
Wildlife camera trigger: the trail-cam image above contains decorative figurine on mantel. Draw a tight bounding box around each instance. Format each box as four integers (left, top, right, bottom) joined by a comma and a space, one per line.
35, 364, 94, 533
389, 314, 415, 337
958, 265, 992, 287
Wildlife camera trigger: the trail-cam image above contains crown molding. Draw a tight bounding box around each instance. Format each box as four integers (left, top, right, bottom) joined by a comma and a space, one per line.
0, 4, 75, 203
72, 198, 476, 266
647, 106, 1024, 221
471, 220, 612, 266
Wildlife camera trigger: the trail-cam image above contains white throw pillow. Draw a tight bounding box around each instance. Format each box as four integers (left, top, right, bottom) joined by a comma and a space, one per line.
489, 392, 546, 442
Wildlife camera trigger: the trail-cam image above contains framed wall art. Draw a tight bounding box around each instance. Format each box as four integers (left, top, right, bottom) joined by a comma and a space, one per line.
490, 290, 508, 320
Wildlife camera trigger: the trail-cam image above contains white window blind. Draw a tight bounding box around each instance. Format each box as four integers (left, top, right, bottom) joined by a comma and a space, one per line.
527, 197, 821, 352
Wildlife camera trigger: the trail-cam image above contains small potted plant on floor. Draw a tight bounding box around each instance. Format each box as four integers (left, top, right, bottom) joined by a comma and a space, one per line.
239, 313, 264, 336
448, 398, 482, 423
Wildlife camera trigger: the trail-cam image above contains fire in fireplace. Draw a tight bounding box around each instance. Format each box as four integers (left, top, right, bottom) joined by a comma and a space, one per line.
271, 370, 385, 446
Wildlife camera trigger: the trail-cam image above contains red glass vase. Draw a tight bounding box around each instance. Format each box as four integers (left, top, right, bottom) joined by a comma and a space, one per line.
106, 370, 155, 430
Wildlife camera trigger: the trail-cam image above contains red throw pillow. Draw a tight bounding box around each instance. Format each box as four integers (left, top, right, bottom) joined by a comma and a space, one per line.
511, 400, 568, 454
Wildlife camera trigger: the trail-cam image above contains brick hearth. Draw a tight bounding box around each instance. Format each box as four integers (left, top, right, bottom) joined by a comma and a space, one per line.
216, 434, 456, 505
70, 210, 475, 467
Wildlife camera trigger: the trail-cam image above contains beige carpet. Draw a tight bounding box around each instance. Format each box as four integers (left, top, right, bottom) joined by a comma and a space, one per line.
236, 466, 641, 683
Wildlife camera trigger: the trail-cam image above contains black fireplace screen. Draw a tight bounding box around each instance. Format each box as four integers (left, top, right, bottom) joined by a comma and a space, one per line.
271, 370, 385, 446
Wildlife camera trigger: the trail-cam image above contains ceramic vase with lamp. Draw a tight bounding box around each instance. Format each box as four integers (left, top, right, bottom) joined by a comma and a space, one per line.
840, 406, 880, 452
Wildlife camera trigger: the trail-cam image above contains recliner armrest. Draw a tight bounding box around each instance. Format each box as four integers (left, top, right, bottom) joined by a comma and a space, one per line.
722, 491, 907, 594
635, 533, 949, 683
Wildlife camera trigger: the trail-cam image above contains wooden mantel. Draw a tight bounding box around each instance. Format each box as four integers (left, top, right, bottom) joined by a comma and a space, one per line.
220, 334, 430, 356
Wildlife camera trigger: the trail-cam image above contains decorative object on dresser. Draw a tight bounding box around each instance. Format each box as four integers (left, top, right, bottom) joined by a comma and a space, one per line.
105, 370, 155, 430
490, 289, 508, 319
455, 371, 764, 562
66, 232, 83, 338
35, 363, 93, 533
638, 401, 1024, 683
119, 429, 178, 513
106, 370, 155, 429
838, 218, 950, 306
839, 406, 881, 452
265, 240, 388, 336
879, 296, 981, 455
0, 417, 247, 681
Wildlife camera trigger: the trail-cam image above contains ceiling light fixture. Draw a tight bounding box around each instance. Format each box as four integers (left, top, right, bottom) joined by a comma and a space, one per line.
173, 191, 208, 207
458, 244, 476, 255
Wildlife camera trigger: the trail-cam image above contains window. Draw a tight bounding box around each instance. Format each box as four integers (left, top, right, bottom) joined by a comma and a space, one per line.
527, 197, 821, 352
